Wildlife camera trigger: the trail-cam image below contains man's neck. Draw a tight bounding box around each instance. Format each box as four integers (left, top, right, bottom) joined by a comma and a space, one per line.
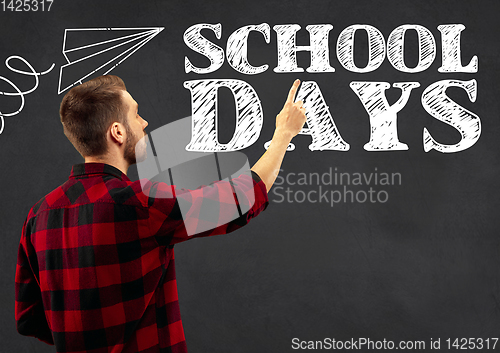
84, 155, 129, 175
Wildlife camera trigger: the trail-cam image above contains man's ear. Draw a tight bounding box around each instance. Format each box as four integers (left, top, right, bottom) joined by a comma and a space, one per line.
109, 122, 126, 145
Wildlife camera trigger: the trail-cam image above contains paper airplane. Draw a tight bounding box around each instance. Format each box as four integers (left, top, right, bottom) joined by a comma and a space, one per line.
58, 27, 164, 94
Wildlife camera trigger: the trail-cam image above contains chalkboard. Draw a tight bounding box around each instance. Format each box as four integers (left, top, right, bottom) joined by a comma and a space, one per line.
2, 0, 499, 352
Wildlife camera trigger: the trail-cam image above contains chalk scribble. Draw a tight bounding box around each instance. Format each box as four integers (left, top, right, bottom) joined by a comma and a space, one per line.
58, 27, 164, 94
0, 56, 54, 135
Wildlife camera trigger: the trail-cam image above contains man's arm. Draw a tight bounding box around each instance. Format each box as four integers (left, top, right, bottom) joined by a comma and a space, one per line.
251, 79, 307, 192
15, 218, 54, 345
145, 80, 306, 243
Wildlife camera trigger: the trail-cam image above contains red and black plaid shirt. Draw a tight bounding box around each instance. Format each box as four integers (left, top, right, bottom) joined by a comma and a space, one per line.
15, 163, 268, 353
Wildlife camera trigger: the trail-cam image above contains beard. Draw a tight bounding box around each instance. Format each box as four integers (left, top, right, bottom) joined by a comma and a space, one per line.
123, 125, 147, 165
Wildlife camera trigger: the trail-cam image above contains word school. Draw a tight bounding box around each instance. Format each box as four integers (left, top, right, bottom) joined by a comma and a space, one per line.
183, 23, 479, 153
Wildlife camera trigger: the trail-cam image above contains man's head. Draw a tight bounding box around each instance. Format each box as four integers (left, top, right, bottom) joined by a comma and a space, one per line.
60, 75, 148, 166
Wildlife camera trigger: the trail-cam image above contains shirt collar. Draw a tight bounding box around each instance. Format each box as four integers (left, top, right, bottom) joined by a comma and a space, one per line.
70, 163, 130, 182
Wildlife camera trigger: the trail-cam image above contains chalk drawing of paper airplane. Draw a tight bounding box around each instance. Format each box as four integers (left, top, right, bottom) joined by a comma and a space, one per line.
58, 27, 164, 94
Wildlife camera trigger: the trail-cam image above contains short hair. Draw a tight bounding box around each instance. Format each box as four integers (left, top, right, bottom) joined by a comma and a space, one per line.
60, 75, 128, 157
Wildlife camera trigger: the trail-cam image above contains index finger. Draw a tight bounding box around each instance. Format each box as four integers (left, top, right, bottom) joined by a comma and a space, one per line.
286, 79, 301, 104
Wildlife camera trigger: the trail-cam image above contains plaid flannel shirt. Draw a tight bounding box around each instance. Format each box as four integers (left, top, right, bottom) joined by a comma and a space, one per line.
15, 163, 268, 353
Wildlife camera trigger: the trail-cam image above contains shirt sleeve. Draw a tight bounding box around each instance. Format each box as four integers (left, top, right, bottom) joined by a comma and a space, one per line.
144, 170, 269, 245
15, 218, 54, 345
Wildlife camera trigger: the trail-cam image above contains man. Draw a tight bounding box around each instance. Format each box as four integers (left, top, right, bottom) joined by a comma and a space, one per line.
15, 75, 306, 352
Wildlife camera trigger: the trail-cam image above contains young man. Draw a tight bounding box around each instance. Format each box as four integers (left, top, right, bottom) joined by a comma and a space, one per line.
15, 75, 306, 352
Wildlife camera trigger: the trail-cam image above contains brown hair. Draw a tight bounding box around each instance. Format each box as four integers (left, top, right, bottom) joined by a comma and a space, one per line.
60, 75, 128, 157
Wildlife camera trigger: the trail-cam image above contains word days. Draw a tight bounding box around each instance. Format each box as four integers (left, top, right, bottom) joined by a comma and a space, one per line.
183, 23, 479, 153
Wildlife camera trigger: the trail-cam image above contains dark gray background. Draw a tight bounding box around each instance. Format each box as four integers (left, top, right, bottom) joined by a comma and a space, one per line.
1, 0, 499, 352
